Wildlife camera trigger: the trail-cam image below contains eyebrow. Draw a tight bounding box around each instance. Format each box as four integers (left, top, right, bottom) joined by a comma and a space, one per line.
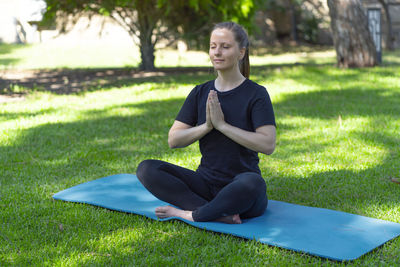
210, 42, 231, 45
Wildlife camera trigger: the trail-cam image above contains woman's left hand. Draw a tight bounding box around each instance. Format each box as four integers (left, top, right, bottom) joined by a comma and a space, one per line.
208, 90, 226, 130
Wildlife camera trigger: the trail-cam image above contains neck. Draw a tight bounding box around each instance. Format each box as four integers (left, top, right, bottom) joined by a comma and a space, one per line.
215, 68, 246, 92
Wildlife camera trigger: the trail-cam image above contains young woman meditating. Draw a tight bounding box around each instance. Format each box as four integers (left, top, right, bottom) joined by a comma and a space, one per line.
137, 21, 276, 224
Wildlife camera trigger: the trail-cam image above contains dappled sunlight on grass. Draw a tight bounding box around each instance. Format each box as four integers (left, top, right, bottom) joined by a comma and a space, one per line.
251, 63, 400, 222
264, 115, 387, 176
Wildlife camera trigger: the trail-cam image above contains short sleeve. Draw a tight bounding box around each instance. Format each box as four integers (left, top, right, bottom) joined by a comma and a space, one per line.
175, 86, 198, 126
251, 89, 276, 129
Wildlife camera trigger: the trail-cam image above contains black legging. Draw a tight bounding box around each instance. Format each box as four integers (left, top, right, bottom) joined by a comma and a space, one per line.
136, 159, 268, 222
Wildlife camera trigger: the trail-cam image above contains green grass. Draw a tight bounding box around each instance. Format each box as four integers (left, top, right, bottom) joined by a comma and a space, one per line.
1, 44, 400, 266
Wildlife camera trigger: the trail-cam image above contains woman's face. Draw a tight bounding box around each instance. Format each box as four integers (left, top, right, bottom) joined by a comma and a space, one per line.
209, 28, 245, 73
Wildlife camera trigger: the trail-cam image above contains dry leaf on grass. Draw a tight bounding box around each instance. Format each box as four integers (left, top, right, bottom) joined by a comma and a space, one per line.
390, 177, 400, 184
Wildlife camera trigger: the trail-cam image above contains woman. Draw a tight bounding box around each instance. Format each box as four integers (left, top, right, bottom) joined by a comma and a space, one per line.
137, 22, 276, 224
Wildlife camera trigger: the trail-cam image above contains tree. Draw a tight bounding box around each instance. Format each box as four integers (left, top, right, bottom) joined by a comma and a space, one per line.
256, 0, 327, 45
327, 0, 377, 68
42, 0, 257, 71
42, 0, 176, 70
378, 0, 394, 51
162, 0, 256, 51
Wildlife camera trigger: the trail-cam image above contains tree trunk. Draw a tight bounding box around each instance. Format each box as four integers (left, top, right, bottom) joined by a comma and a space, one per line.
378, 0, 394, 51
327, 0, 377, 68
138, 29, 156, 71
286, 0, 298, 43
136, 1, 157, 71
289, 2, 298, 43
111, 5, 157, 71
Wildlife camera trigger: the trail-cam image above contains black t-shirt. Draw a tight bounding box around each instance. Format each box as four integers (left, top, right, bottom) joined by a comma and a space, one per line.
176, 79, 276, 186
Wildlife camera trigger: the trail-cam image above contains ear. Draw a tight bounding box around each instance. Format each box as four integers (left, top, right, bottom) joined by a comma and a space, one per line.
239, 47, 246, 60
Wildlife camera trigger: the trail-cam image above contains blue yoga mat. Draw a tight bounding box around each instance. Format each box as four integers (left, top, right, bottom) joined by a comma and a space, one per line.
53, 174, 400, 261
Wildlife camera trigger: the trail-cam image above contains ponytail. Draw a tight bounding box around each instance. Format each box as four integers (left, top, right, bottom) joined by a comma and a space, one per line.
213, 22, 250, 78
240, 47, 250, 78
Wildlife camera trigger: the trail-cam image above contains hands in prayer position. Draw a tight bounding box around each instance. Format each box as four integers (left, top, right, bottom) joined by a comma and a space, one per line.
206, 90, 226, 131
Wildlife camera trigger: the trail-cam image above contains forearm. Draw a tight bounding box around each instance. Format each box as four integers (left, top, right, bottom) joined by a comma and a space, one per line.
168, 123, 212, 148
217, 123, 276, 155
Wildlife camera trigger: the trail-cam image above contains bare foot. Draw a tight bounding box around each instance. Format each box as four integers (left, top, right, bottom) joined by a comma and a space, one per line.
155, 206, 194, 221
216, 214, 242, 224
155, 206, 242, 224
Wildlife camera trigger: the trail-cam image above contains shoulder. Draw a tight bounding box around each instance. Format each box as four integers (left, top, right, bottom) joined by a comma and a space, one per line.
188, 80, 214, 100
244, 79, 270, 97
187, 80, 214, 95
196, 80, 214, 91
246, 79, 266, 90
184, 80, 214, 105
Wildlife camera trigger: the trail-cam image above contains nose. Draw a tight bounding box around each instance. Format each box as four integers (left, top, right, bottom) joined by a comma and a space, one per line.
215, 46, 222, 56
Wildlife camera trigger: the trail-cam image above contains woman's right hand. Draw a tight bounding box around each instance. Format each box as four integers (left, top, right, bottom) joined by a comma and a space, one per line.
168, 119, 213, 148
167, 92, 215, 149
206, 94, 213, 131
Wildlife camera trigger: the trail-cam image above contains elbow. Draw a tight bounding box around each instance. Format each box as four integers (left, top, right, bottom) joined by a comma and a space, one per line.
265, 147, 275, 155
263, 134, 276, 155
169, 142, 178, 149
256, 126, 276, 155
261, 143, 276, 155
168, 130, 177, 148
168, 134, 182, 149
168, 136, 178, 149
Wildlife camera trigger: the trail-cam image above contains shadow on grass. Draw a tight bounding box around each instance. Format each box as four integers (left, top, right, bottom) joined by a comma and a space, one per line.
0, 107, 57, 121
0, 67, 214, 95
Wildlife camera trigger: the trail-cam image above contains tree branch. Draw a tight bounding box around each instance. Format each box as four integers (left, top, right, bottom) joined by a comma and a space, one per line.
110, 9, 140, 46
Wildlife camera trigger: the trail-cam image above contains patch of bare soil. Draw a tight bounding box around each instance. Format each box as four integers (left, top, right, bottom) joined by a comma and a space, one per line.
0, 67, 209, 103
0, 94, 25, 103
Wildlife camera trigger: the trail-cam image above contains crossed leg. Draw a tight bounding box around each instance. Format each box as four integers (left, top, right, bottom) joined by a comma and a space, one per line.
137, 160, 267, 224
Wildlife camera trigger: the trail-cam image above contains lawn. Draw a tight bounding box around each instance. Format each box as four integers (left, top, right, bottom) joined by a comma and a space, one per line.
1, 43, 400, 266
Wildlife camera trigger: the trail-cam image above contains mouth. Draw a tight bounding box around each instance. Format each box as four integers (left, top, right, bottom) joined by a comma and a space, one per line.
213, 59, 224, 63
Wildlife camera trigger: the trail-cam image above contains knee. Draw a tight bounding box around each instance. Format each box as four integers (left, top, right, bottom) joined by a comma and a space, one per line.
136, 159, 159, 184
235, 172, 266, 195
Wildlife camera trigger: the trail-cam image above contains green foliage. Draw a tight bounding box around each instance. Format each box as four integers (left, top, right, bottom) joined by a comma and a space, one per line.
297, 13, 320, 43
41, 0, 260, 53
